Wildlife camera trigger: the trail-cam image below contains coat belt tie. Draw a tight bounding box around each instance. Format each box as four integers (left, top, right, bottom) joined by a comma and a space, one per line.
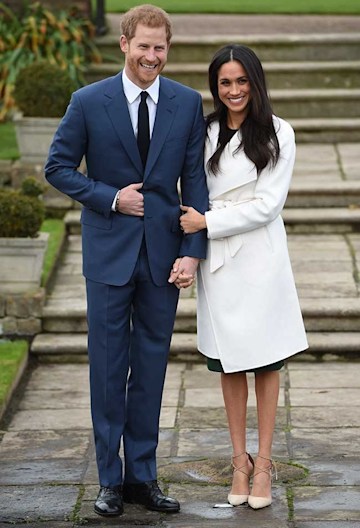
208, 198, 253, 273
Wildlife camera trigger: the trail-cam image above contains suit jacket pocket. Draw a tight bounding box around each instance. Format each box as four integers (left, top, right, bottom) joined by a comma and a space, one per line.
81, 208, 113, 230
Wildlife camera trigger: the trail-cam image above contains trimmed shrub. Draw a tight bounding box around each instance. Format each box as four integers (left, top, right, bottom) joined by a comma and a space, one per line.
13, 62, 77, 117
0, 177, 45, 237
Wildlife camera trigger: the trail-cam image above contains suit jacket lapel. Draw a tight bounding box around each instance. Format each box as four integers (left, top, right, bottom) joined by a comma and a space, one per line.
144, 77, 178, 180
103, 72, 143, 176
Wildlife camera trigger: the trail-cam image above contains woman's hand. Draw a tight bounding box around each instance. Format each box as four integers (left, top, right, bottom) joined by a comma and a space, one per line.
180, 205, 207, 234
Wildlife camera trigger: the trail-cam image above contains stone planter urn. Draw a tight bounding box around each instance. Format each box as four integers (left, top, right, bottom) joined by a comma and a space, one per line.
0, 232, 49, 293
13, 115, 60, 166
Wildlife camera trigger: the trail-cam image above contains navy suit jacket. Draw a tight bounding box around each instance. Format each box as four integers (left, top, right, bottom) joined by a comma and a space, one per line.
45, 72, 209, 286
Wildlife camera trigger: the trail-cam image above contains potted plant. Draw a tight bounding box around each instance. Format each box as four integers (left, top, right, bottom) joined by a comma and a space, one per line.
0, 176, 49, 293
12, 61, 77, 165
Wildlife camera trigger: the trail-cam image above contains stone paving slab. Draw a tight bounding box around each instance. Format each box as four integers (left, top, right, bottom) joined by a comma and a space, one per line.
0, 519, 73, 528
0, 485, 79, 523
293, 486, 360, 522
290, 428, 360, 458
295, 523, 360, 527
289, 388, 360, 407
291, 407, 360, 428
288, 368, 360, 387
0, 459, 86, 485
0, 430, 90, 459
8, 408, 92, 431
19, 390, 90, 410
296, 458, 360, 486
26, 364, 89, 392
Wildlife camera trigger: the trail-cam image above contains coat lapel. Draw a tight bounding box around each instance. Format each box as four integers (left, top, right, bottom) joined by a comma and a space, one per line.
206, 121, 257, 199
103, 72, 143, 176
144, 77, 178, 180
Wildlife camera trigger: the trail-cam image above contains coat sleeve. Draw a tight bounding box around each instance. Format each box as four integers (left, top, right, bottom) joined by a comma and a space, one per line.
178, 93, 209, 259
205, 120, 295, 240
45, 91, 119, 218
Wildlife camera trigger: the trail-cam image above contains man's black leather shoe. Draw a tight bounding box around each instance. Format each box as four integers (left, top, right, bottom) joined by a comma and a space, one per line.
123, 480, 180, 513
94, 485, 123, 516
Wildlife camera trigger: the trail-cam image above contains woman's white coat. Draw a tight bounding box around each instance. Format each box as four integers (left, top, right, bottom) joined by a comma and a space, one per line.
197, 117, 308, 372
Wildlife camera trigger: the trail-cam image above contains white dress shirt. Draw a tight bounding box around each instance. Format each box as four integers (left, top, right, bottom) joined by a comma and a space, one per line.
111, 71, 159, 211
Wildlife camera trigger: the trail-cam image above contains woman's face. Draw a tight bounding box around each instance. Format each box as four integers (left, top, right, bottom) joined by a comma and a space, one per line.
217, 60, 251, 123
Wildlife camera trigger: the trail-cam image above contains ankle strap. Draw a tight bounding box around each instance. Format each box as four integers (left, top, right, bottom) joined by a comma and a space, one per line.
254, 455, 278, 480
232, 451, 247, 460
257, 454, 272, 462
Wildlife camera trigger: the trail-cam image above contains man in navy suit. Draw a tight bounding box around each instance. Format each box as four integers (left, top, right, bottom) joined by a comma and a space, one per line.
45, 3, 208, 518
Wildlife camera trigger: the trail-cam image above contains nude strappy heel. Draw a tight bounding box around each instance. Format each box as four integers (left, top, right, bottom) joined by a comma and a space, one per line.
227, 452, 254, 506
248, 454, 277, 510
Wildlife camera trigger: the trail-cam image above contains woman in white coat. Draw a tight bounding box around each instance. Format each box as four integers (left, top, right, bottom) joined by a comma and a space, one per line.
179, 44, 308, 510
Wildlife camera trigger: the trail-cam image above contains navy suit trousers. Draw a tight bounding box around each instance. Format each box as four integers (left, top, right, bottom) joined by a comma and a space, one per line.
86, 240, 179, 486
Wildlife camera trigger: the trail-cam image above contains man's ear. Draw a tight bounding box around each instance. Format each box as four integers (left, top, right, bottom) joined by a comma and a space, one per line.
120, 35, 128, 53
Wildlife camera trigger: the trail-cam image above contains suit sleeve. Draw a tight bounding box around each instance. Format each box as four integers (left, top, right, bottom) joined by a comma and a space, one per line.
205, 121, 295, 239
178, 93, 209, 259
45, 92, 119, 218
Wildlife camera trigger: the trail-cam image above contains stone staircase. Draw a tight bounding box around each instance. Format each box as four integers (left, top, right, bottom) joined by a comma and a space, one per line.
31, 142, 360, 361
86, 33, 360, 143
31, 20, 360, 361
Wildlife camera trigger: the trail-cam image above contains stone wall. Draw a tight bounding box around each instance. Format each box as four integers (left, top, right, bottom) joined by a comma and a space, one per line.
0, 289, 45, 337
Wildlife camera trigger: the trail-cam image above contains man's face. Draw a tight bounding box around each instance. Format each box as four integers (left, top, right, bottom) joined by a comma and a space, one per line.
120, 23, 169, 89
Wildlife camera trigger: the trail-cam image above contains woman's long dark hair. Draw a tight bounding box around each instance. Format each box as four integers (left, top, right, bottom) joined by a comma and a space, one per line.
207, 44, 280, 175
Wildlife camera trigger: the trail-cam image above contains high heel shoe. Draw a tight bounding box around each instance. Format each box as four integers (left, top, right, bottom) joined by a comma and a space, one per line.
227, 452, 254, 506
248, 454, 277, 510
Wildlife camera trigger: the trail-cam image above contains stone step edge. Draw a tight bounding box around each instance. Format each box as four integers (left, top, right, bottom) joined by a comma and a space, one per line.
96, 33, 360, 46
87, 60, 360, 73
30, 331, 360, 355
63, 208, 360, 230
42, 297, 360, 320
283, 208, 360, 223
200, 89, 360, 100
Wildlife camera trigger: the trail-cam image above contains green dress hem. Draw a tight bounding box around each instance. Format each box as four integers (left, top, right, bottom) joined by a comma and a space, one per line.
207, 357, 284, 373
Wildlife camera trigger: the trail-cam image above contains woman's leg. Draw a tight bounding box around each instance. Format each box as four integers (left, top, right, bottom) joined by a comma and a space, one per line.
251, 370, 280, 499
221, 372, 253, 498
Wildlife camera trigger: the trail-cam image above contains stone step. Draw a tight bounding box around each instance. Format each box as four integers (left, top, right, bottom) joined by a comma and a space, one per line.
96, 33, 360, 63
42, 297, 360, 333
283, 208, 360, 233
30, 331, 360, 360
290, 118, 360, 143
64, 207, 360, 236
86, 60, 360, 90
287, 182, 360, 208
200, 88, 360, 118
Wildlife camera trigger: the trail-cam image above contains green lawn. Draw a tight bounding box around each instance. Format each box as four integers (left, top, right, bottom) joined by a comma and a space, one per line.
0, 340, 28, 410
0, 122, 19, 161
41, 218, 66, 287
98, 0, 360, 14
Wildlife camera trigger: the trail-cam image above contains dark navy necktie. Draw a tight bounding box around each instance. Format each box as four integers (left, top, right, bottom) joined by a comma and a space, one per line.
137, 91, 150, 168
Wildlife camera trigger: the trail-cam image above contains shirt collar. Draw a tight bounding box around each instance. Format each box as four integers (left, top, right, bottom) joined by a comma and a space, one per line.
122, 70, 160, 105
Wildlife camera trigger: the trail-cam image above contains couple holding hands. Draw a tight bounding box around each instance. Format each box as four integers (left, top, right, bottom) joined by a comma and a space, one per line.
45, 3, 308, 518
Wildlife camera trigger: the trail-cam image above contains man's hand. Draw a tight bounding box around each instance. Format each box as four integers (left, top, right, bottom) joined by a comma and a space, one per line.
168, 256, 200, 289
180, 205, 206, 234
116, 183, 144, 216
